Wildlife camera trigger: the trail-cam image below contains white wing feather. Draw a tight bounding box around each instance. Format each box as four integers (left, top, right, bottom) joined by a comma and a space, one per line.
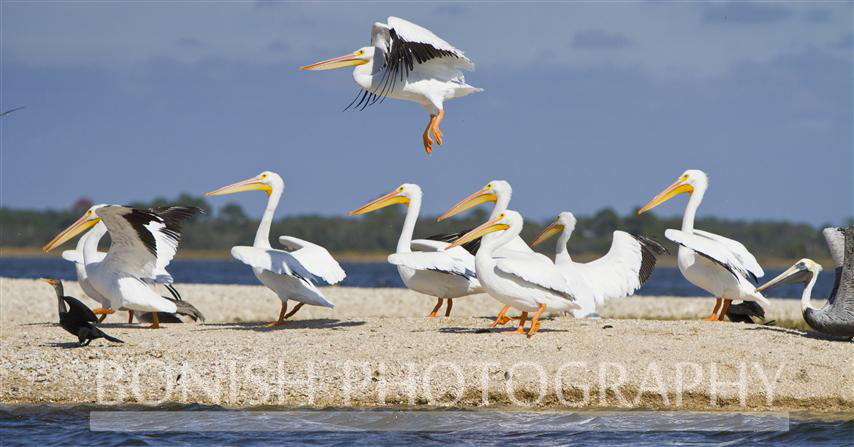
666, 229, 759, 281
495, 256, 575, 299
277, 236, 346, 285
571, 231, 645, 305
692, 229, 764, 278
386, 16, 475, 70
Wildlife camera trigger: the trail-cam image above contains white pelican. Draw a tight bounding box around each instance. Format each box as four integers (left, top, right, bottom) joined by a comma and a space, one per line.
206, 171, 345, 327
756, 227, 854, 338
61, 220, 183, 323
531, 211, 668, 318
300, 16, 482, 155
447, 211, 580, 337
43, 205, 205, 328
350, 183, 482, 317
638, 169, 767, 321
438, 180, 553, 324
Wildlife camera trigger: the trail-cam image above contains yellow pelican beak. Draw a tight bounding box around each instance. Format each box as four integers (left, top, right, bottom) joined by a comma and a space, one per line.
300, 51, 368, 71
206, 175, 272, 197
42, 212, 99, 252
637, 175, 694, 214
39, 278, 58, 285
437, 186, 497, 222
531, 220, 564, 247
350, 188, 409, 216
445, 215, 509, 249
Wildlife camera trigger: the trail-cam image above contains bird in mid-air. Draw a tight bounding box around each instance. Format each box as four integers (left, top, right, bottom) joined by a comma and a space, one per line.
41, 278, 124, 347
300, 16, 482, 155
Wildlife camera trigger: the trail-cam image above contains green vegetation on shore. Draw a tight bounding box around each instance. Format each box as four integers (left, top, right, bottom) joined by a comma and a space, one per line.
1, 194, 848, 264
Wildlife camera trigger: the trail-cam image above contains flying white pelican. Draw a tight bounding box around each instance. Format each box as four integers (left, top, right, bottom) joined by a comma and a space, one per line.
206, 171, 345, 327
43, 205, 205, 328
61, 220, 183, 323
531, 211, 668, 318
447, 211, 580, 337
638, 169, 767, 321
438, 180, 554, 324
350, 183, 482, 317
756, 227, 854, 338
300, 16, 482, 155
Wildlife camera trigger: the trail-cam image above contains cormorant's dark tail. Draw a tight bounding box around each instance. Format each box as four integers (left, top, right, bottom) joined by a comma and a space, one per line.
726, 301, 766, 324
100, 332, 125, 344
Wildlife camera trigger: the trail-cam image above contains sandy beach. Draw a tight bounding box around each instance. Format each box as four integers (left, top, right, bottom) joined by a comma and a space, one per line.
1, 277, 851, 411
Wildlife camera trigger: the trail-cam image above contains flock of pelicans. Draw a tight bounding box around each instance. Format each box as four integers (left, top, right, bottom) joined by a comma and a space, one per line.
40, 169, 854, 345
34, 16, 853, 344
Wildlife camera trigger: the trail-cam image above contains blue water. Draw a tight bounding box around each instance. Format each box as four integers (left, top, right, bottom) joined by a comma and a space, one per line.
0, 405, 851, 446
0, 257, 835, 299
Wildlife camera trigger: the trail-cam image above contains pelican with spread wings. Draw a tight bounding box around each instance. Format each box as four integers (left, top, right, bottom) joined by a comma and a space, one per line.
206, 171, 346, 327
43, 205, 205, 328
300, 16, 482, 155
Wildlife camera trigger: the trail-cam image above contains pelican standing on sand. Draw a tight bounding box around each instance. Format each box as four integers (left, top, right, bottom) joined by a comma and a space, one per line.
439, 180, 556, 323
531, 211, 667, 317
300, 16, 482, 155
206, 171, 346, 327
350, 183, 482, 317
756, 226, 854, 338
638, 169, 767, 321
61, 221, 183, 323
447, 211, 580, 337
43, 205, 204, 328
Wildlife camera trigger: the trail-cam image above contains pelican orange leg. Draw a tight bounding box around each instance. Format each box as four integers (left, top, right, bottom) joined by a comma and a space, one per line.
717, 299, 732, 322
527, 304, 547, 338
503, 312, 528, 335
284, 302, 304, 319
422, 114, 436, 154
445, 298, 453, 317
491, 305, 512, 327
431, 108, 444, 146
147, 312, 160, 329
266, 302, 288, 327
704, 298, 722, 321
429, 298, 444, 318
127, 310, 135, 324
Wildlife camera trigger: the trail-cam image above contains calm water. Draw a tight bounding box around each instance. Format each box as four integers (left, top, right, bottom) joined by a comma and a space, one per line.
0, 257, 835, 299
0, 405, 851, 446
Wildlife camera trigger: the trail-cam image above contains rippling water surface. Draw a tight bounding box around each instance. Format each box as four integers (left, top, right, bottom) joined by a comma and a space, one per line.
1, 405, 851, 446
0, 258, 836, 299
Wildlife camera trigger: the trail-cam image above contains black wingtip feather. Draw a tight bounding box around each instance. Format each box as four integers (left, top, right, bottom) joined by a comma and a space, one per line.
630, 234, 668, 285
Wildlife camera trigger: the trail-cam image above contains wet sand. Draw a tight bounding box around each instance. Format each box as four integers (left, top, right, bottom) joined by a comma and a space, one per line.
1, 278, 851, 411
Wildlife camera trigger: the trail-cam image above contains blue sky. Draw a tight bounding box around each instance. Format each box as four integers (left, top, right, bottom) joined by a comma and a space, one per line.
1, 1, 851, 225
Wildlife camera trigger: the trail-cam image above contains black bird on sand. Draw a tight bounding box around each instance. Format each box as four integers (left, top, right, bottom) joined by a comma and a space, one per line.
41, 278, 124, 347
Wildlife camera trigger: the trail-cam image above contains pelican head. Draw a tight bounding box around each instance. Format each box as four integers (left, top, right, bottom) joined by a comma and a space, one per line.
756, 258, 822, 293
300, 47, 374, 71
637, 169, 708, 214
445, 210, 521, 249
42, 204, 107, 252
531, 211, 577, 247
438, 180, 511, 221
350, 183, 420, 216
206, 171, 283, 198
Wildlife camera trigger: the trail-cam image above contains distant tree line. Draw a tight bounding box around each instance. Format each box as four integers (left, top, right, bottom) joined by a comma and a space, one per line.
1, 193, 848, 261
